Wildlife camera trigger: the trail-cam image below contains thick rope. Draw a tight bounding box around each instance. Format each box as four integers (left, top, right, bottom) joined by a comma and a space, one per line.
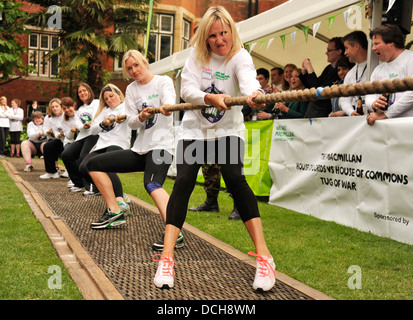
145, 77, 413, 114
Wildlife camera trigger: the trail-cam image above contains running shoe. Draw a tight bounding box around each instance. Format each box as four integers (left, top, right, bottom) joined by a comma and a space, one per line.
152, 232, 184, 251
40, 172, 60, 179
248, 252, 276, 292
70, 186, 84, 193
153, 254, 175, 289
90, 209, 126, 229
24, 164, 33, 172
83, 184, 100, 196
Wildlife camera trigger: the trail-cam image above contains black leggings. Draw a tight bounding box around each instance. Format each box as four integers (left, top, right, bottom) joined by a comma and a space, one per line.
85, 149, 172, 195
61, 135, 99, 187
79, 146, 123, 196
166, 137, 260, 229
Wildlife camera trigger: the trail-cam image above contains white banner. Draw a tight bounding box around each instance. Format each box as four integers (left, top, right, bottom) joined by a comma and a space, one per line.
268, 116, 413, 245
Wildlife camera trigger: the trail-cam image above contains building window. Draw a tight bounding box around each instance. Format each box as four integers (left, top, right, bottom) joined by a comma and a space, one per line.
28, 33, 60, 77
148, 13, 174, 63
182, 19, 191, 50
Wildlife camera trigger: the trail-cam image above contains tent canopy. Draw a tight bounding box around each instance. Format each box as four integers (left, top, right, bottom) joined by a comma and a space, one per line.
149, 0, 412, 78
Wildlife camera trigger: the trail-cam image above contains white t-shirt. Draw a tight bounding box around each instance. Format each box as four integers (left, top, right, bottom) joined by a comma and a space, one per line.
27, 122, 46, 143
180, 48, 260, 140
0, 106, 10, 128
43, 114, 64, 141
6, 107, 24, 132
340, 61, 368, 115
75, 99, 99, 141
365, 50, 413, 118
125, 75, 176, 155
90, 102, 131, 151
61, 115, 81, 146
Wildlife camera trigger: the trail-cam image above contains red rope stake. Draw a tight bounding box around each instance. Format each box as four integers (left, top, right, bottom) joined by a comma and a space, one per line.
140, 77, 413, 114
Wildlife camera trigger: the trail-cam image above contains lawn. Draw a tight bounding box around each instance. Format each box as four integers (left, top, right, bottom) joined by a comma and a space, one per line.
0, 163, 83, 300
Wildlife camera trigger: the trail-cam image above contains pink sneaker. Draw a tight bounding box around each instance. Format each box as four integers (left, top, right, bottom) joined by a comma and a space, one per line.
153, 254, 175, 289
248, 252, 276, 291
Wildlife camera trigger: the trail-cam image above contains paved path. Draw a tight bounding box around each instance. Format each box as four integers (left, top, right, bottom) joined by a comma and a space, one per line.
3, 157, 333, 301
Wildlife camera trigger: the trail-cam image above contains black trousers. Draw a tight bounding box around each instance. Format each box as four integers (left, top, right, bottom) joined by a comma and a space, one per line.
43, 138, 64, 173
61, 135, 99, 187
79, 146, 124, 197
166, 136, 260, 229
85, 149, 172, 196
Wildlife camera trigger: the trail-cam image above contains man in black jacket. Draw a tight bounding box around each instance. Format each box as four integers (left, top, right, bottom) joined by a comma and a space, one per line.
301, 37, 345, 118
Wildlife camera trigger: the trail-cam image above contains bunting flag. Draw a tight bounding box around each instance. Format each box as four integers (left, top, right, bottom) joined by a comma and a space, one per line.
328, 15, 336, 31
291, 31, 296, 45
267, 37, 275, 49
245, 1, 365, 51
280, 34, 286, 49
313, 21, 321, 38
301, 26, 309, 42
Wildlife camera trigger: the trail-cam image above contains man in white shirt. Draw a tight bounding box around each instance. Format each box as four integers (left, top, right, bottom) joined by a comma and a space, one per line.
366, 24, 413, 126
270, 67, 284, 92
339, 31, 368, 116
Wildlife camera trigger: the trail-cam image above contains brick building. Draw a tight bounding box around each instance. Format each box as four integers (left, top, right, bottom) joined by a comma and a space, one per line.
1, 0, 286, 116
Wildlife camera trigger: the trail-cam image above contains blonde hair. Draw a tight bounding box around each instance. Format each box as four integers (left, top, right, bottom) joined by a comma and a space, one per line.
190, 6, 243, 67
47, 98, 62, 117
94, 84, 125, 120
122, 50, 149, 80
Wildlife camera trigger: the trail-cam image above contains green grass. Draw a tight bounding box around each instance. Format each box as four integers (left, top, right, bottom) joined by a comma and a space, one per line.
0, 163, 83, 300
119, 172, 413, 300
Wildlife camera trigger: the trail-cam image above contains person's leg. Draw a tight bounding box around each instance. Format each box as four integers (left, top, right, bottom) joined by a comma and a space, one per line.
61, 140, 85, 187
219, 136, 275, 291
154, 141, 202, 289
88, 149, 145, 228
21, 140, 36, 170
43, 139, 63, 174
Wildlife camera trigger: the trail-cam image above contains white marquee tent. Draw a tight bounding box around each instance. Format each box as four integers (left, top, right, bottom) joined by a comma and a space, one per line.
149, 0, 413, 81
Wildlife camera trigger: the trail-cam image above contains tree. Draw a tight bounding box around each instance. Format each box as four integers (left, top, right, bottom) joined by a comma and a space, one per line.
0, 1, 34, 86
26, 0, 149, 96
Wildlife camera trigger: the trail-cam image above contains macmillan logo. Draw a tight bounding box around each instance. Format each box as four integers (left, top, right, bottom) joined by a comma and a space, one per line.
215, 71, 230, 81
273, 124, 295, 141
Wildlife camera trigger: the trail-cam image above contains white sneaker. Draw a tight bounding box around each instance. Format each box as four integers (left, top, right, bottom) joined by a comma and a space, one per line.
248, 252, 276, 291
24, 164, 33, 172
40, 172, 60, 179
60, 170, 69, 178
67, 180, 75, 188
153, 255, 175, 289
70, 186, 84, 193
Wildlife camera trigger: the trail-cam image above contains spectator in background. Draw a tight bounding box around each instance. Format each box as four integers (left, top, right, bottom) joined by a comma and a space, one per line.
256, 68, 271, 93
274, 68, 309, 119
301, 37, 344, 118
270, 67, 284, 92
282, 63, 297, 91
339, 31, 368, 117
329, 57, 355, 117
25, 101, 40, 122
7, 98, 24, 157
0, 96, 10, 158
21, 111, 47, 172
366, 24, 413, 126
